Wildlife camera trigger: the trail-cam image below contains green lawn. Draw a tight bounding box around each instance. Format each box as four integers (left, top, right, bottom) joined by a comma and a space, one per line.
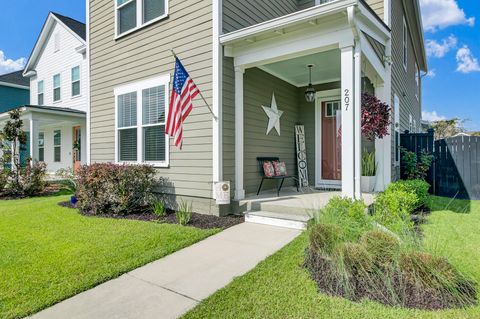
183, 197, 480, 319
0, 195, 218, 319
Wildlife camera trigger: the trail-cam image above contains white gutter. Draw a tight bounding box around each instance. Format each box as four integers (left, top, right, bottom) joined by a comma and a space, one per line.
0, 81, 29, 90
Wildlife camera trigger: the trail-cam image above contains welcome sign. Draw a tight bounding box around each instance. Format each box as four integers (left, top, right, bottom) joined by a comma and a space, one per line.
295, 125, 309, 188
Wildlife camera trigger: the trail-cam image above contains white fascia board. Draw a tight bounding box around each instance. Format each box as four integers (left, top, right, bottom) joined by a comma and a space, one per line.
232, 26, 352, 68
24, 13, 86, 75
357, 1, 390, 36
355, 18, 389, 46
359, 32, 387, 82
220, 0, 356, 45
0, 82, 29, 90
27, 108, 86, 119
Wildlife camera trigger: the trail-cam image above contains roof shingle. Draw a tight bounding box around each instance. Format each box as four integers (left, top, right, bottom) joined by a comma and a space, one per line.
0, 70, 29, 87
51, 12, 86, 41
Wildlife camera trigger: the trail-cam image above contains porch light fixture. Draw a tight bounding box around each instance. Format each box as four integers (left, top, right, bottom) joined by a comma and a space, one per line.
305, 64, 316, 103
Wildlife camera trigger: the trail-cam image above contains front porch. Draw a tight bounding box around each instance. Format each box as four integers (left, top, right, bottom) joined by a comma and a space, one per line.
221, 0, 393, 204
239, 188, 375, 229
0, 105, 86, 173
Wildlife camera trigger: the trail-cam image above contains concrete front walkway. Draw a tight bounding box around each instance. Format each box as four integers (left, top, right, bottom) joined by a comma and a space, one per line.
30, 223, 301, 319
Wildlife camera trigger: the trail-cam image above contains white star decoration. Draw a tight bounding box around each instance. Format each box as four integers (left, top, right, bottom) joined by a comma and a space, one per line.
261, 93, 284, 136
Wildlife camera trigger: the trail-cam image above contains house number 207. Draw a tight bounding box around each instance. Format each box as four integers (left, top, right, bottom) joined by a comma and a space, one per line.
344, 89, 350, 111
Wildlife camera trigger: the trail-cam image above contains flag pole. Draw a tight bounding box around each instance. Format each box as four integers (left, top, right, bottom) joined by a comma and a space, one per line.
170, 49, 218, 121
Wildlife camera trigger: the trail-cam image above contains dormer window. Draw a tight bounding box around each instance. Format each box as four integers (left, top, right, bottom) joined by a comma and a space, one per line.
116, 0, 168, 38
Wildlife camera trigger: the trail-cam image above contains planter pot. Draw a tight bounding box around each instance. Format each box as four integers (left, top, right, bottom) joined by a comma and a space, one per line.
361, 176, 376, 193
70, 196, 78, 204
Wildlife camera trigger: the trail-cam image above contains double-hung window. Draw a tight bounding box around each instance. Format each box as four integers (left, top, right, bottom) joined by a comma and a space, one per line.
415, 62, 420, 100
116, 0, 168, 37
394, 95, 401, 168
72, 66, 81, 97
53, 74, 61, 102
115, 75, 169, 166
403, 17, 408, 71
54, 130, 61, 162
38, 132, 45, 162
37, 81, 44, 105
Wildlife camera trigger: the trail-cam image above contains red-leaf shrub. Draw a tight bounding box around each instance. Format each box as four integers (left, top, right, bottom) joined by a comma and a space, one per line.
76, 163, 156, 215
362, 92, 392, 141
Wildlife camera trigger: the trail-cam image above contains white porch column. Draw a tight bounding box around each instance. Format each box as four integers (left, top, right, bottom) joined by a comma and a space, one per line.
340, 44, 355, 198
354, 45, 362, 199
234, 66, 245, 200
29, 118, 39, 164
375, 40, 393, 191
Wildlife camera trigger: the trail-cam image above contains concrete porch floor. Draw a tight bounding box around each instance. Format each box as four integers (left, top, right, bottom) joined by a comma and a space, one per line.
238, 188, 376, 229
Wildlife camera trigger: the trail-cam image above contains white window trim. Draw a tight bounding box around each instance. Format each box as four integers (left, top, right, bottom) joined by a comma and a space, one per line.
53, 73, 61, 103
114, 74, 170, 168
71, 66, 81, 97
38, 132, 45, 162
415, 62, 419, 101
37, 80, 44, 105
394, 94, 400, 167
53, 129, 62, 163
114, 0, 169, 39
403, 17, 408, 72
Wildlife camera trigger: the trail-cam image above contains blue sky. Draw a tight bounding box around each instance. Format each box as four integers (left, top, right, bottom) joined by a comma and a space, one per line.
0, 0, 479, 130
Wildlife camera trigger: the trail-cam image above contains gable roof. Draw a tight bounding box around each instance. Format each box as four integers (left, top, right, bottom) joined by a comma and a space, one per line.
0, 70, 29, 89
51, 12, 86, 41
23, 12, 86, 76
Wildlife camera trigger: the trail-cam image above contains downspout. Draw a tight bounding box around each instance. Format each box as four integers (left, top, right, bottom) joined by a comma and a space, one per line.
347, 5, 363, 199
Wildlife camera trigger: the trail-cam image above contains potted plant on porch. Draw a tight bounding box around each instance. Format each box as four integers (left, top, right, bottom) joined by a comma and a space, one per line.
361, 150, 377, 193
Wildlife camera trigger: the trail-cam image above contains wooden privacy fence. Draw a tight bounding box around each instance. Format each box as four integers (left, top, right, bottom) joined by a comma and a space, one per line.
400, 130, 480, 200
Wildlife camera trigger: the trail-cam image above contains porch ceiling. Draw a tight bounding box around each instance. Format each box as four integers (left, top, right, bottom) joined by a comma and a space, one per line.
260, 49, 341, 87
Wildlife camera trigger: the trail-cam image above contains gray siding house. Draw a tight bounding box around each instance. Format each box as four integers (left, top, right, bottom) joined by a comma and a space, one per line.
87, 0, 427, 216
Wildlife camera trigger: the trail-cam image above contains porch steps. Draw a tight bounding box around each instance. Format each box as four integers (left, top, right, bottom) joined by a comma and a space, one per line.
244, 210, 310, 230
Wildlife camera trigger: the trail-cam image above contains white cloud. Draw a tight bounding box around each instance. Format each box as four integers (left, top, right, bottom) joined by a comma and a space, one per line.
422, 111, 447, 122
426, 35, 457, 58
420, 0, 475, 32
0, 51, 26, 75
456, 46, 480, 74
426, 69, 436, 78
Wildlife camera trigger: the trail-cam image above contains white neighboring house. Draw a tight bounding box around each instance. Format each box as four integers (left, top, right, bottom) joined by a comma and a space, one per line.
0, 12, 87, 173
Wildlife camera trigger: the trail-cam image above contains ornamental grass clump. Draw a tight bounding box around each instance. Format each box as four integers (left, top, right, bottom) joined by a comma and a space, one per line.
304, 194, 477, 310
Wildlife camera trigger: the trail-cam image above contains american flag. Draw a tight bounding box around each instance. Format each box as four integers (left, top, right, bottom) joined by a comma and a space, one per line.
166, 57, 200, 148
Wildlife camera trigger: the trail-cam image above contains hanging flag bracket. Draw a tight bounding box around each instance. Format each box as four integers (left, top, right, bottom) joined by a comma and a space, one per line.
170, 49, 218, 121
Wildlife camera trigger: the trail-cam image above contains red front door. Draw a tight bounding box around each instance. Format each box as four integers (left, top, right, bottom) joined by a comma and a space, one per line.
321, 101, 342, 181
73, 126, 81, 172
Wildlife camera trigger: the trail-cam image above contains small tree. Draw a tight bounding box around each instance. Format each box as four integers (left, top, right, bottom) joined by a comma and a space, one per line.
430, 118, 466, 140
0, 109, 27, 192
361, 93, 392, 141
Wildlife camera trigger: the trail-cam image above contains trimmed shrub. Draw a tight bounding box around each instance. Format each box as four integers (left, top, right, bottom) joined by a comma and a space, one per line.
373, 189, 416, 234
361, 231, 400, 267
309, 223, 343, 256
20, 162, 47, 196
76, 163, 156, 215
386, 180, 430, 209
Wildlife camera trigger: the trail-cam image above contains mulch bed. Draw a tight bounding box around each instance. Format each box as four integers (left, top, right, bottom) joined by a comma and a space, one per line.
58, 201, 244, 230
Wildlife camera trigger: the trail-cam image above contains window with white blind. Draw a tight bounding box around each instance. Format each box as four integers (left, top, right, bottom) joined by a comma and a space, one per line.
37, 81, 44, 105
115, 0, 168, 37
114, 75, 170, 167
53, 130, 61, 162
53, 74, 61, 102
71, 66, 81, 97
38, 132, 45, 162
